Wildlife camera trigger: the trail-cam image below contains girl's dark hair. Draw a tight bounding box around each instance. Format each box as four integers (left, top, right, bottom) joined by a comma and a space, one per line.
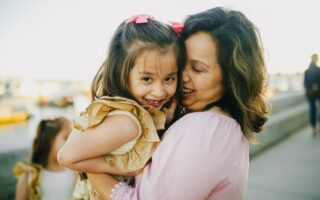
31, 117, 70, 167
182, 7, 269, 143
91, 16, 185, 105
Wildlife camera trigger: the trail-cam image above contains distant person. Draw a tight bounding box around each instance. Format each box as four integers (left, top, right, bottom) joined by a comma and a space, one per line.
57, 14, 184, 198
304, 53, 320, 137
13, 117, 77, 200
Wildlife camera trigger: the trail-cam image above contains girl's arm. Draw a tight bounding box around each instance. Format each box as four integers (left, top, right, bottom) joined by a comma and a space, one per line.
57, 114, 139, 172
15, 172, 29, 200
67, 156, 144, 176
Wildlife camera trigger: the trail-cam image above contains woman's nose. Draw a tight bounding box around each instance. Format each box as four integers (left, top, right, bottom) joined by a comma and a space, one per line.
182, 69, 190, 82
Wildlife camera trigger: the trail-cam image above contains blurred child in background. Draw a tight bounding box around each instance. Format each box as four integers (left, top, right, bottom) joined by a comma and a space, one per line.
14, 117, 77, 200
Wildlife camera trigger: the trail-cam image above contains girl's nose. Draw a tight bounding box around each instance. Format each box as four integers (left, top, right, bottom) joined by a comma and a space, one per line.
151, 83, 166, 98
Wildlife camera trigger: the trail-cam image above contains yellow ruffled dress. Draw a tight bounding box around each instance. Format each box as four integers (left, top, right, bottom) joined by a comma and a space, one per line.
72, 96, 166, 199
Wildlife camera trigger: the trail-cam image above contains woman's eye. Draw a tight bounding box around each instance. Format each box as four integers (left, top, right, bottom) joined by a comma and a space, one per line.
192, 66, 202, 73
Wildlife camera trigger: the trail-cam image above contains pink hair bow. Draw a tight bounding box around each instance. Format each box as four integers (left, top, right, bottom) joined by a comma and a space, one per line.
126, 14, 154, 24
171, 22, 184, 36
44, 116, 57, 121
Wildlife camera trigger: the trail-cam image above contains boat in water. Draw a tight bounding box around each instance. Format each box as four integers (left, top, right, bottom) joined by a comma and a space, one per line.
0, 106, 29, 125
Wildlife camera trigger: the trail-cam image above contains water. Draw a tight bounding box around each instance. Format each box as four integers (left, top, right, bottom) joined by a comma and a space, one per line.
0, 99, 82, 200
0, 103, 75, 153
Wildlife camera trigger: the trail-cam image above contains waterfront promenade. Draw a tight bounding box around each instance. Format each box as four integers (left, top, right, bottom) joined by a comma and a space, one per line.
246, 125, 320, 200
1, 92, 319, 199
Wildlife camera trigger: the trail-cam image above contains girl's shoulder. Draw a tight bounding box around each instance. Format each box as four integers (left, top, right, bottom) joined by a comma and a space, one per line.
74, 96, 166, 131
13, 161, 42, 199
74, 96, 166, 172
13, 161, 41, 178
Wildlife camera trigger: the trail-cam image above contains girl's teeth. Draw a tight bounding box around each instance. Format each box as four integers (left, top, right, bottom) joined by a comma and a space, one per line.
146, 99, 162, 107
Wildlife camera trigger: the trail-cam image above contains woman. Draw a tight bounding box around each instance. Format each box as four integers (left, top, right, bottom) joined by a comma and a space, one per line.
87, 7, 268, 200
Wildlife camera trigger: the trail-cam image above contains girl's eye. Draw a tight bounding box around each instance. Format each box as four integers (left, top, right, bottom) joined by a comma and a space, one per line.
142, 77, 152, 82
165, 76, 176, 83
192, 66, 202, 73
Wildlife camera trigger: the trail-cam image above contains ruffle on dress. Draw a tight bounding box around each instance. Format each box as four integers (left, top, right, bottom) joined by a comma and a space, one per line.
73, 96, 166, 172
13, 161, 42, 200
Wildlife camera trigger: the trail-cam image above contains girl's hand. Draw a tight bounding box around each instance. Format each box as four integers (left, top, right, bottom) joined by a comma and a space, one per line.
125, 167, 144, 176
162, 99, 177, 125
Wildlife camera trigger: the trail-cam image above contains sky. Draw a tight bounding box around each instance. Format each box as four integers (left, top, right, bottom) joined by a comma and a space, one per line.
1, 0, 320, 80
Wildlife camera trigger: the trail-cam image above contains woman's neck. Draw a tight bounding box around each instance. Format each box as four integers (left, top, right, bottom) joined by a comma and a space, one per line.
207, 106, 231, 118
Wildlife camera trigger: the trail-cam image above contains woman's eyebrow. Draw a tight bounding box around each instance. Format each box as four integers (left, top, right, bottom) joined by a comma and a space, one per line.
191, 59, 210, 68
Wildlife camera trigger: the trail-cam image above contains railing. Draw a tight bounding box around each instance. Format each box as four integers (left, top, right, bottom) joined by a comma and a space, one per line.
250, 91, 309, 156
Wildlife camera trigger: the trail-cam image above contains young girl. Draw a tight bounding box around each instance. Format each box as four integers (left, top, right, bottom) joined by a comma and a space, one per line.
57, 14, 184, 197
14, 117, 77, 200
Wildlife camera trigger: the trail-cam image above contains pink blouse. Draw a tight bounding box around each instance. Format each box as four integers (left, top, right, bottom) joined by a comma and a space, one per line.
111, 112, 249, 200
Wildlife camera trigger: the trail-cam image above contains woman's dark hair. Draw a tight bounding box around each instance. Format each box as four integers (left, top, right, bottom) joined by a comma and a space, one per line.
91, 16, 185, 105
31, 117, 70, 167
182, 7, 269, 143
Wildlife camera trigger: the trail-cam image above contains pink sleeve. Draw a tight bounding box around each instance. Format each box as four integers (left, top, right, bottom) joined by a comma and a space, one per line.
110, 182, 135, 200
111, 112, 249, 200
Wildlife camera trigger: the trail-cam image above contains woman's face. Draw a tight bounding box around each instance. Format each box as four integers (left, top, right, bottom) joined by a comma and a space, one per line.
183, 32, 223, 112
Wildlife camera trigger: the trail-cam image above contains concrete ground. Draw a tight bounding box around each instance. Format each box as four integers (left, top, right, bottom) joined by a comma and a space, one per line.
246, 126, 320, 200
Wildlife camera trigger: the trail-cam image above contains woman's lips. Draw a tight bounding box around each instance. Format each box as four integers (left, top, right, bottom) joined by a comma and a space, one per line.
183, 87, 194, 98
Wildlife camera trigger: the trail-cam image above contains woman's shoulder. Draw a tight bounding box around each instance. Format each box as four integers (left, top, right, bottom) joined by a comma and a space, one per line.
159, 111, 248, 167
178, 111, 238, 128
162, 110, 244, 145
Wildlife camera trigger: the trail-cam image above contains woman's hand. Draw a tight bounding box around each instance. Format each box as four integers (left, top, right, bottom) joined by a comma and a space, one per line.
87, 173, 119, 200
162, 99, 177, 125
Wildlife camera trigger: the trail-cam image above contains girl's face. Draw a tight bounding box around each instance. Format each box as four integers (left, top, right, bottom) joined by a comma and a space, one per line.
51, 125, 71, 158
129, 49, 178, 109
183, 32, 223, 112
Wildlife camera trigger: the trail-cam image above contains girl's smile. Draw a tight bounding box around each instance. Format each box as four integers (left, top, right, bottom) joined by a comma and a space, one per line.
129, 49, 178, 109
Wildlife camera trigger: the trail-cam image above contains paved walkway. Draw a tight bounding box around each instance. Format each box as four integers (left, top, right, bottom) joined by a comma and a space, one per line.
245, 126, 320, 200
